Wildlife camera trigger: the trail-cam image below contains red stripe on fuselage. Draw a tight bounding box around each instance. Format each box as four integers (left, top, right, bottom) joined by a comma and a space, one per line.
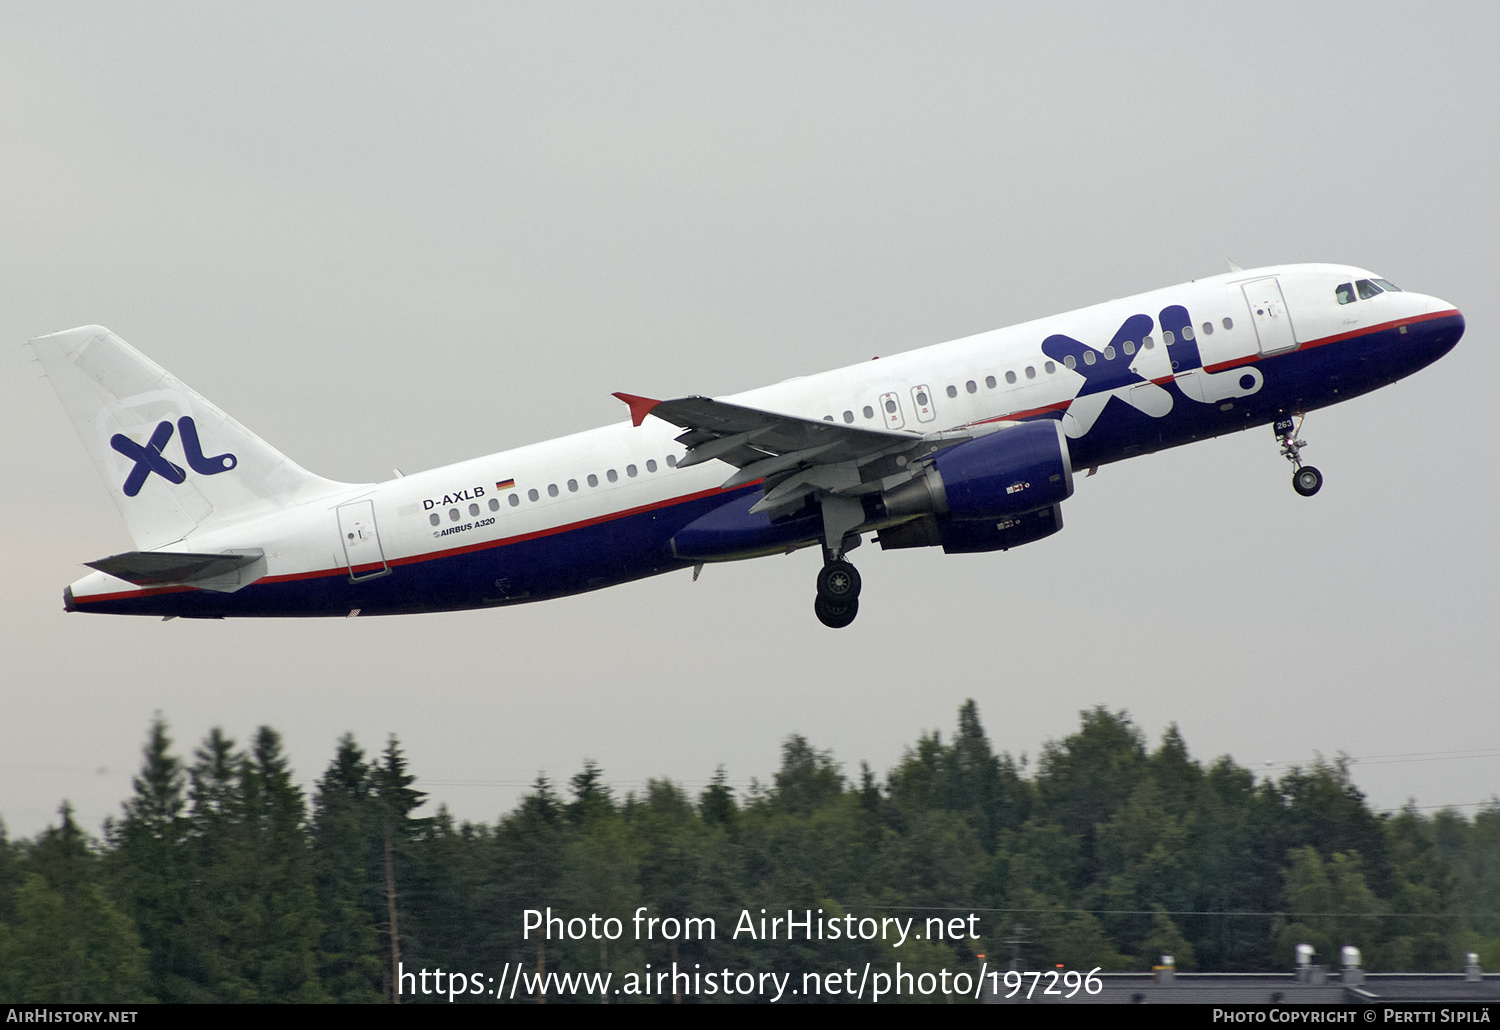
70, 482, 757, 606
1202, 308, 1459, 373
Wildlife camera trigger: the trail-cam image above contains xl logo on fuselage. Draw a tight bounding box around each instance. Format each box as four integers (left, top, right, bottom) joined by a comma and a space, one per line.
110, 416, 237, 496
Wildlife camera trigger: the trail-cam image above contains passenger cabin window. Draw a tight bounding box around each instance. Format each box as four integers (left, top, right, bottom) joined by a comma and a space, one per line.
469, 503, 480, 516
945, 385, 957, 398
843, 410, 854, 423
587, 474, 598, 487
1044, 361, 1056, 374
528, 488, 539, 502
627, 465, 638, 477
547, 484, 558, 497
646, 459, 657, 473
1336, 282, 1355, 305
1356, 279, 1383, 300
985, 375, 996, 388
489, 498, 500, 511
1063, 355, 1076, 370
863, 405, 875, 419
966, 380, 977, 393
607, 469, 618, 482
509, 494, 520, 506
429, 513, 440, 526
666, 455, 677, 467
1006, 370, 1018, 383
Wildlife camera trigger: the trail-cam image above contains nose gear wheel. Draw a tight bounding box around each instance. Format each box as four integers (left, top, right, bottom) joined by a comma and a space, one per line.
1293, 466, 1323, 496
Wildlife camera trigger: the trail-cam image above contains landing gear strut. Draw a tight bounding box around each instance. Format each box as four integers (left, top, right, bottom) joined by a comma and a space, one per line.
1274, 415, 1322, 497
814, 496, 866, 628
814, 552, 862, 629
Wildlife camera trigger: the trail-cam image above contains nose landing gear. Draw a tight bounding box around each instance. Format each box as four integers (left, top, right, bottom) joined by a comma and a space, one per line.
1275, 415, 1322, 497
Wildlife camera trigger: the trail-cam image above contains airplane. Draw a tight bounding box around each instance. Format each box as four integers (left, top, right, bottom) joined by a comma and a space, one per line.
30, 262, 1463, 628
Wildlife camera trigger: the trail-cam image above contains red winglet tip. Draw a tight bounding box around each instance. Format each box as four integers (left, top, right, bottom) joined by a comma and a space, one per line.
612, 392, 661, 428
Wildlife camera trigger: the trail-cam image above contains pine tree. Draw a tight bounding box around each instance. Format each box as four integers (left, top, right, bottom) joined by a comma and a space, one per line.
370, 736, 425, 1003
180, 728, 252, 1000
241, 727, 327, 1002
2, 805, 151, 1002
699, 766, 737, 829
492, 776, 562, 1001
312, 735, 381, 1002
0, 818, 18, 927
105, 716, 191, 1001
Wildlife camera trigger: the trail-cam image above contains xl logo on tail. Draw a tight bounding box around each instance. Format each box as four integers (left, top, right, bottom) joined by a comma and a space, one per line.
110, 416, 237, 496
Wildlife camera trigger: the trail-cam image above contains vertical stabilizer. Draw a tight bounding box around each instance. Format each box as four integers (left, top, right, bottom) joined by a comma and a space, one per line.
30, 325, 353, 549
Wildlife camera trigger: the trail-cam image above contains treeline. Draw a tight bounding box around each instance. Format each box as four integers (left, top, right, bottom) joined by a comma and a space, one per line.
1, 703, 1497, 1003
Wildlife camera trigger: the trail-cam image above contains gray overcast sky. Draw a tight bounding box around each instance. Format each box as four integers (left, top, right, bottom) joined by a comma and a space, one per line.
3, 3, 1497, 839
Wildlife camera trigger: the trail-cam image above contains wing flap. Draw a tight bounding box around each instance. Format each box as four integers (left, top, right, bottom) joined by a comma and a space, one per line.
617, 393, 917, 469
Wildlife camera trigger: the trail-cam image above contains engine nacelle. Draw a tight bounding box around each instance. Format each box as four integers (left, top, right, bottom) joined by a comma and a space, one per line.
881, 419, 1074, 522
877, 504, 1064, 554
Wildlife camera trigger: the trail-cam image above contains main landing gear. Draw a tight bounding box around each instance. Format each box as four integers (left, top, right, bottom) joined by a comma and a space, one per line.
1274, 415, 1322, 497
814, 556, 862, 629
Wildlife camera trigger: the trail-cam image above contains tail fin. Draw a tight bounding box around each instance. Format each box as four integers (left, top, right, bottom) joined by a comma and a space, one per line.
30, 325, 352, 549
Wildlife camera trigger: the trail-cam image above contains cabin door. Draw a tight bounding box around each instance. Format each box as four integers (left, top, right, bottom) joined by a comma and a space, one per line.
337, 500, 390, 582
1241, 277, 1298, 357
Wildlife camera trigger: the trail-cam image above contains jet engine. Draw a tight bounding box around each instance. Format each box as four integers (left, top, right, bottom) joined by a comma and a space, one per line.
876, 419, 1073, 554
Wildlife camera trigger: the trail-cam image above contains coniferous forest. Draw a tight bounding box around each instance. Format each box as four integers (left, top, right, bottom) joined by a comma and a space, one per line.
1, 702, 1497, 1003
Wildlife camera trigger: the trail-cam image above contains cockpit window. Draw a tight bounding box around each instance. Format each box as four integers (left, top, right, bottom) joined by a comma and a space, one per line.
1372, 278, 1402, 292
1336, 282, 1355, 305
1356, 279, 1383, 300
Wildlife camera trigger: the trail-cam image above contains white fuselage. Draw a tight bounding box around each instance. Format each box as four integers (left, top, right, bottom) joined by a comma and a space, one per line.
59, 263, 1463, 618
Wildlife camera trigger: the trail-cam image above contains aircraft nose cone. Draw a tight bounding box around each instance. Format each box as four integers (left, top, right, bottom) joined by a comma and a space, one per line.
1417, 301, 1464, 362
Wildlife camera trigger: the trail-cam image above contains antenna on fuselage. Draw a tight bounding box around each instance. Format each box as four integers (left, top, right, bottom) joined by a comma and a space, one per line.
1226, 258, 1244, 272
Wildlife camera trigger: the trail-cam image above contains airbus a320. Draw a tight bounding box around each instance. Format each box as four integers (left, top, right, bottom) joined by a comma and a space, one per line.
31, 263, 1463, 628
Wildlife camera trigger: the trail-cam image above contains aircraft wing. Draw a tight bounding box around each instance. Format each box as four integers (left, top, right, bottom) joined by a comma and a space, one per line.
613, 392, 980, 519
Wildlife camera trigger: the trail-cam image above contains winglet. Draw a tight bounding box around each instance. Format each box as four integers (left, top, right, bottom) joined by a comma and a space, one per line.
612, 392, 662, 428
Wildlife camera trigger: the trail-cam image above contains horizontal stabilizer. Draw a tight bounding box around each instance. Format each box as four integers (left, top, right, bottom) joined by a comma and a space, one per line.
86, 549, 265, 587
